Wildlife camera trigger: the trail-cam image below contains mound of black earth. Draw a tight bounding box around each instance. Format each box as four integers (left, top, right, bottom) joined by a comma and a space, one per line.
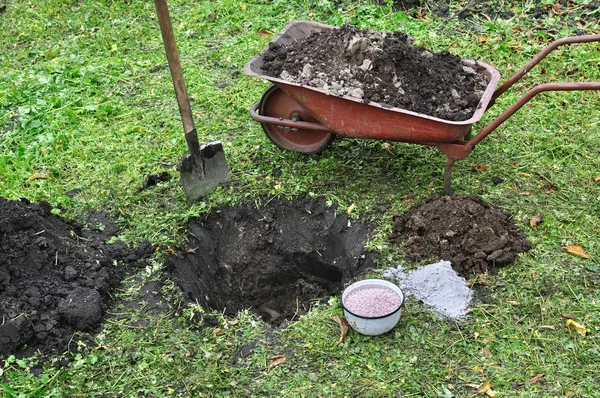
389, 195, 532, 275
166, 197, 376, 326
0, 197, 155, 358
259, 23, 489, 121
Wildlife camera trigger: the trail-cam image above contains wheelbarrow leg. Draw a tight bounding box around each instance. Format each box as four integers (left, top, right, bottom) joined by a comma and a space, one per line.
437, 142, 471, 195
443, 158, 456, 196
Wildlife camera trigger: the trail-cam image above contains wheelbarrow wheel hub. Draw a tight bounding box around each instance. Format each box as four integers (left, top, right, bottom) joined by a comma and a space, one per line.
259, 85, 334, 154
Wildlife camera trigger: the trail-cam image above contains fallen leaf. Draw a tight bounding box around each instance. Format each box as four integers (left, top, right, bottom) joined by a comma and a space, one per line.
473, 164, 488, 172
167, 246, 175, 255
542, 182, 555, 193
416, 8, 430, 21
550, 3, 562, 15
562, 244, 591, 259
330, 316, 348, 346
519, 191, 530, 196
478, 274, 489, 286
560, 313, 576, 320
512, 160, 520, 166
346, 203, 356, 215
267, 355, 286, 369
508, 301, 521, 306
566, 319, 589, 336
212, 328, 224, 337
477, 381, 497, 397
529, 214, 544, 230
467, 381, 497, 397
594, 176, 600, 182
256, 28, 273, 37
482, 348, 492, 357
529, 373, 545, 384
27, 173, 49, 181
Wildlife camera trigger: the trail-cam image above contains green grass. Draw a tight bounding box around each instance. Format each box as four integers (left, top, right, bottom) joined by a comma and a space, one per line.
1, 0, 600, 396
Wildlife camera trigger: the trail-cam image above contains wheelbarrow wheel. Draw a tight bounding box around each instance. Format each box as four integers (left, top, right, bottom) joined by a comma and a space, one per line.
259, 85, 334, 154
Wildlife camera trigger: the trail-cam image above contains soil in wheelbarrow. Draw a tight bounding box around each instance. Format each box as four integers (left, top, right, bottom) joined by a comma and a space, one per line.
389, 195, 532, 275
0, 197, 156, 358
165, 196, 376, 326
260, 23, 489, 121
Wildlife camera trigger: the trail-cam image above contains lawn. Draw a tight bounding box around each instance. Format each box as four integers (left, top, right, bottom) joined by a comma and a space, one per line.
1, 0, 599, 396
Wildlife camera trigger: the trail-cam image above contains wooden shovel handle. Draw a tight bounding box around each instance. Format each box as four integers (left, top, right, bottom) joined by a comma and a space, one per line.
154, 0, 200, 155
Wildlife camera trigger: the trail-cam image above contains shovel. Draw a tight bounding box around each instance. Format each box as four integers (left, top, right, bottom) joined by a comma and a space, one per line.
154, 0, 229, 203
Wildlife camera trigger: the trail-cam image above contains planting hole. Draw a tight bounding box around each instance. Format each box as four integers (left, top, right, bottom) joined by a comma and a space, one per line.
166, 198, 375, 325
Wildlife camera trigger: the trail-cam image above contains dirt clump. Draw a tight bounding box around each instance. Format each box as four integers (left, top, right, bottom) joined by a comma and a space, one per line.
389, 195, 532, 275
260, 23, 489, 121
166, 197, 375, 326
0, 197, 155, 358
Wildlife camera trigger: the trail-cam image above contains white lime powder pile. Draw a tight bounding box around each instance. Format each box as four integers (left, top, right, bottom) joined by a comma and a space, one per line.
383, 260, 473, 320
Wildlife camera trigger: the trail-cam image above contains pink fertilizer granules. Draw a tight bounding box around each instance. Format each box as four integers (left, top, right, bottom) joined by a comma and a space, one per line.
343, 286, 402, 317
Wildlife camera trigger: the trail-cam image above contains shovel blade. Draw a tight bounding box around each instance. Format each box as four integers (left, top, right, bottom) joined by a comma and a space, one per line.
177, 140, 229, 204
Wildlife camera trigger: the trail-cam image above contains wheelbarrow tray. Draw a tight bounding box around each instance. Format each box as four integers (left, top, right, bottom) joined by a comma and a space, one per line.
244, 20, 501, 144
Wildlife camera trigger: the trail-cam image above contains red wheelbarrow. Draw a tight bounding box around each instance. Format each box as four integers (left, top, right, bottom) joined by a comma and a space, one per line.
243, 21, 600, 194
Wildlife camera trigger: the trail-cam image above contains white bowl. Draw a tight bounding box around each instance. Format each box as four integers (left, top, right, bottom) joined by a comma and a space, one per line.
341, 279, 404, 336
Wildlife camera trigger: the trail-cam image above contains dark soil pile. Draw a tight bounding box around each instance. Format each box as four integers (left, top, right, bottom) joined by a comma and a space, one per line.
389, 195, 532, 275
260, 23, 489, 121
0, 198, 155, 358
166, 197, 375, 326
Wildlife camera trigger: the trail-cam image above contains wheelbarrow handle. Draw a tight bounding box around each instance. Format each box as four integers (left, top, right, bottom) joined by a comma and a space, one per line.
439, 80, 600, 195
472, 81, 600, 150
491, 34, 600, 104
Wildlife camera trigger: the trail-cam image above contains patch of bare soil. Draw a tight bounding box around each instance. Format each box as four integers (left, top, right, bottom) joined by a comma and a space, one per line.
166, 197, 375, 326
260, 24, 489, 121
0, 198, 155, 358
389, 195, 532, 275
